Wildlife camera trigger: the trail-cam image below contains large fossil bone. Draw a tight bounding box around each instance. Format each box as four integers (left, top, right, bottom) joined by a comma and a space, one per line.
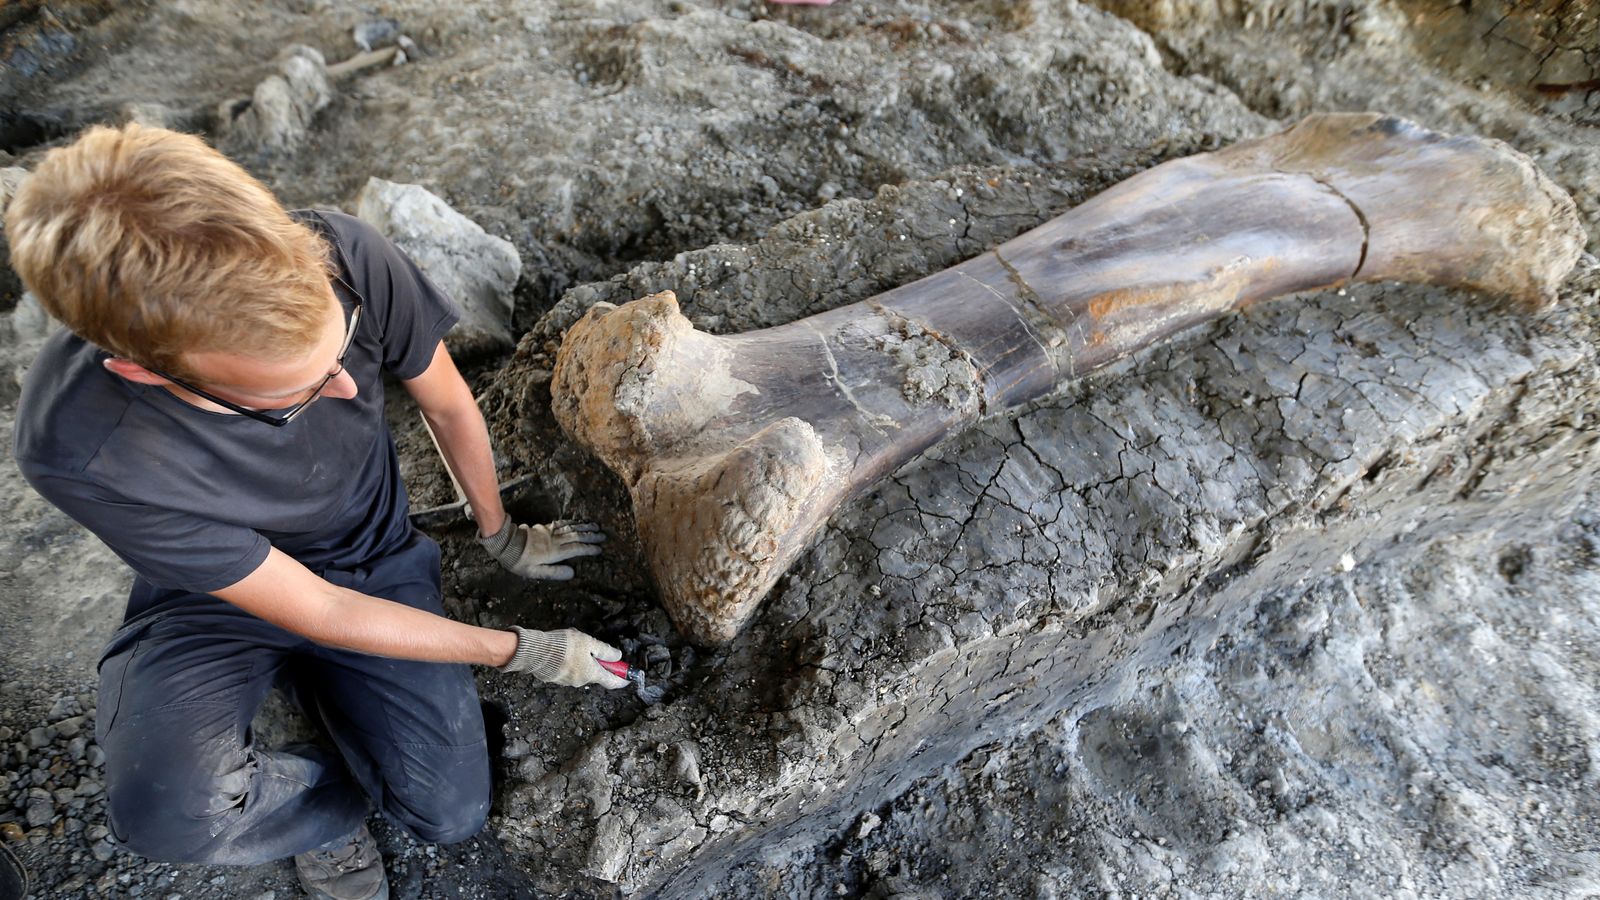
551, 113, 1586, 645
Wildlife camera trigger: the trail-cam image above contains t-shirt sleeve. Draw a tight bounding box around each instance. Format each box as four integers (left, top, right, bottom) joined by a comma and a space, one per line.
320, 211, 462, 380
20, 466, 271, 594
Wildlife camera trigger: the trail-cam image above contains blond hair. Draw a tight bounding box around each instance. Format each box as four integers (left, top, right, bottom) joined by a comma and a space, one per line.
4, 123, 333, 378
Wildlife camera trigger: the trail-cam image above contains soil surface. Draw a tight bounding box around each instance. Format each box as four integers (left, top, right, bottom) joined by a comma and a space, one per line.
1, 1, 1597, 898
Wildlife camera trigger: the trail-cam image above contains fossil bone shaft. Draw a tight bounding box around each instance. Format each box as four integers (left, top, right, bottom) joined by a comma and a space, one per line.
551, 113, 1586, 645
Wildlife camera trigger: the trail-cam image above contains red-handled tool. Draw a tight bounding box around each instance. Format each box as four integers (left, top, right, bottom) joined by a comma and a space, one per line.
595, 657, 640, 682
593, 656, 665, 704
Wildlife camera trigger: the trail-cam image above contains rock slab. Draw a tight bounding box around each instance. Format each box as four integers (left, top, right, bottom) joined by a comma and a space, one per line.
354, 177, 522, 358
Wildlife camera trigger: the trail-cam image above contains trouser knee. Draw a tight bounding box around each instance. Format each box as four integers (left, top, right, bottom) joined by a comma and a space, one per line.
104, 745, 256, 864
379, 741, 491, 845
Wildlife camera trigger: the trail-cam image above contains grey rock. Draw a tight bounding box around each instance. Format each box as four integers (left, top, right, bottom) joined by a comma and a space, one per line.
67, 736, 86, 762
0, 167, 27, 216
670, 742, 703, 796
354, 177, 522, 356
23, 727, 49, 750
353, 18, 401, 52
5, 293, 64, 396
53, 716, 84, 739
25, 788, 53, 827
87, 745, 105, 768
46, 696, 77, 721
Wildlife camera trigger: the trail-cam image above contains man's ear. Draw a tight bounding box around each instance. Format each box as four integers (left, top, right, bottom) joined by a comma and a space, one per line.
103, 357, 170, 386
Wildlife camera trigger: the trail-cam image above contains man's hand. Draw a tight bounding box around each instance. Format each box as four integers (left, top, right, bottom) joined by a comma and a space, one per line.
499, 627, 629, 689
478, 518, 606, 580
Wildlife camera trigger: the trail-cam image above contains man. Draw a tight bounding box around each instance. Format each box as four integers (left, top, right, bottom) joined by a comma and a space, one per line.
6, 123, 627, 900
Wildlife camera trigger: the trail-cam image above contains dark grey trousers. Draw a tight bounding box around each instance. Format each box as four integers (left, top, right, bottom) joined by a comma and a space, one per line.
94, 532, 490, 865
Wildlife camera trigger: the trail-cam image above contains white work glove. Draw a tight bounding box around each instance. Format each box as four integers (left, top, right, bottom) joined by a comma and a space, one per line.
478, 518, 606, 580
498, 627, 629, 689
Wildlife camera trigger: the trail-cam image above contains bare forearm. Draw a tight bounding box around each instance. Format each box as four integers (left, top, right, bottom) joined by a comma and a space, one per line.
309, 584, 517, 666
215, 547, 516, 666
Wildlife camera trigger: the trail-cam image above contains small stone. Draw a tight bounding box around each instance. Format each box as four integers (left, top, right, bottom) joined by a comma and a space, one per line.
75, 780, 103, 797
25, 727, 50, 750
92, 839, 116, 862
87, 745, 106, 768
86, 825, 109, 842
856, 812, 881, 838
352, 17, 401, 52
0, 822, 23, 842
68, 736, 87, 762
53, 788, 76, 806
47, 696, 78, 721
671, 743, 703, 795
54, 716, 84, 739
25, 791, 54, 827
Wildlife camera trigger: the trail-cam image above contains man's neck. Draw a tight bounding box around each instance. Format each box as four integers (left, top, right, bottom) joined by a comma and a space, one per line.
159, 382, 243, 415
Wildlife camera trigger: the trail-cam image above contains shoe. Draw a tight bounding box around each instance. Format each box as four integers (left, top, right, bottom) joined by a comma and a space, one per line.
294, 822, 389, 900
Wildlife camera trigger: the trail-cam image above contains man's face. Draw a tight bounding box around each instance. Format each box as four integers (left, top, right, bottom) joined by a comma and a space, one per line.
176, 289, 359, 413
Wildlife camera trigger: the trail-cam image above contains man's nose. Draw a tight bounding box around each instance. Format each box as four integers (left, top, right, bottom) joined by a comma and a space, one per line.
322, 368, 359, 401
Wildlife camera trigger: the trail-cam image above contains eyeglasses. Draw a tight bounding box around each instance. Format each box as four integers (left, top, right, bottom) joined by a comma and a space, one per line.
148, 284, 363, 427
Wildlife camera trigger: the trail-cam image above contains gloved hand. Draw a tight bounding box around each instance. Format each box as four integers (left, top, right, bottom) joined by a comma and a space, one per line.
478, 518, 606, 580
498, 626, 629, 689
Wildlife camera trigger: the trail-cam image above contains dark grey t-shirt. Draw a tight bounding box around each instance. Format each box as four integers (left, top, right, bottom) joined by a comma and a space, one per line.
13, 210, 460, 605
